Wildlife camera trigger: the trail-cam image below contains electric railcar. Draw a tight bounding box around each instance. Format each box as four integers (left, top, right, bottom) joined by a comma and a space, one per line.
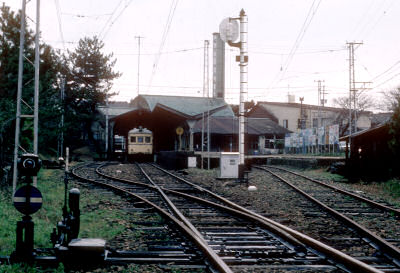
127, 127, 153, 161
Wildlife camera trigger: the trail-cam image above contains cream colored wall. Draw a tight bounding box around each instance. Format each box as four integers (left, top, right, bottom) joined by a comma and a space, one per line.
266, 104, 300, 132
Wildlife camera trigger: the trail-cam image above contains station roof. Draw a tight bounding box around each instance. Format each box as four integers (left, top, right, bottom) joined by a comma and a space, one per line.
193, 117, 291, 135
339, 122, 389, 141
97, 102, 135, 118
129, 94, 234, 118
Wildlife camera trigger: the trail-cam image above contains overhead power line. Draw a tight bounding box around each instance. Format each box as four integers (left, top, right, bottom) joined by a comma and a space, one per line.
267, 0, 322, 91
115, 47, 202, 56
101, 0, 134, 40
54, 0, 66, 51
147, 0, 179, 91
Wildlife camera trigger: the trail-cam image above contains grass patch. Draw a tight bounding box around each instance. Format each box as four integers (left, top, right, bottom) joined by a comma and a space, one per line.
0, 168, 133, 271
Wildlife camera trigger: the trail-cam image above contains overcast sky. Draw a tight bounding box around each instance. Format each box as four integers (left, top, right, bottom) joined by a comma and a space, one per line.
4, 0, 400, 110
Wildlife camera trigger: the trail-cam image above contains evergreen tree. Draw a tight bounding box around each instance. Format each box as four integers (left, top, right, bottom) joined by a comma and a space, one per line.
62, 36, 121, 144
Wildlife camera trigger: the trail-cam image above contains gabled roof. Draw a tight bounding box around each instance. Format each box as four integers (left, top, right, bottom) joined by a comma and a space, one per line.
193, 117, 291, 135
130, 94, 234, 118
339, 122, 389, 141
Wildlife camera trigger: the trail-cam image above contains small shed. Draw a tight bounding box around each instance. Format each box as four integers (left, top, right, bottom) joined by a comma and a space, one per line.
340, 122, 397, 180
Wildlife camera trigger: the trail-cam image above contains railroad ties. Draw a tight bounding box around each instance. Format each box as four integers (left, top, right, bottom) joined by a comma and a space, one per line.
71, 162, 392, 272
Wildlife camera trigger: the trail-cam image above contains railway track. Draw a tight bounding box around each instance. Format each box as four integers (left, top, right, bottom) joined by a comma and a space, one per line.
254, 165, 400, 272
71, 161, 385, 272
72, 162, 221, 272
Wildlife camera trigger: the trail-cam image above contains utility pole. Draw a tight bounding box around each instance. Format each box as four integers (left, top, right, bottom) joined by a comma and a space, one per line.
347, 42, 363, 149
321, 85, 328, 107
58, 78, 65, 159
314, 80, 324, 127
201, 40, 210, 169
135, 36, 144, 95
299, 97, 304, 130
203, 40, 210, 97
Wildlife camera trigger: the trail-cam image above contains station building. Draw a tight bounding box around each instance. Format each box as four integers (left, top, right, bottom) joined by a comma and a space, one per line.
100, 94, 290, 156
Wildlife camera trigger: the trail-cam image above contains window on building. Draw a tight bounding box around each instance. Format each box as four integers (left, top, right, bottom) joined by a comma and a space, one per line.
145, 136, 151, 143
283, 119, 288, 128
313, 118, 318, 128
130, 136, 136, 143
265, 139, 274, 149
138, 137, 144, 143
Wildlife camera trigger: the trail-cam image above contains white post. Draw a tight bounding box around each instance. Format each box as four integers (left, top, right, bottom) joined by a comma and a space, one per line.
239, 9, 248, 165
12, 0, 27, 194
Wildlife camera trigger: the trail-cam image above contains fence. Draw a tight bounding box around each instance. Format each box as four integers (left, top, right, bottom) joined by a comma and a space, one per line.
284, 124, 341, 155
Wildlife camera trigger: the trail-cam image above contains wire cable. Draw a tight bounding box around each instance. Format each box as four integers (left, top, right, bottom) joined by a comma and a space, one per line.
266, 0, 322, 92
101, 0, 134, 40
54, 0, 66, 51
98, 0, 124, 40
147, 0, 179, 92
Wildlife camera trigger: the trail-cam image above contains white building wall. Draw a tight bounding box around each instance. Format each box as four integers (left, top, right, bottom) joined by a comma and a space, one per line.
266, 104, 300, 132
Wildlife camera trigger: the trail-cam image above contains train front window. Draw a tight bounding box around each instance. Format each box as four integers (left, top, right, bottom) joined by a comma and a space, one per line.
138, 137, 144, 143
130, 136, 136, 143
145, 136, 151, 143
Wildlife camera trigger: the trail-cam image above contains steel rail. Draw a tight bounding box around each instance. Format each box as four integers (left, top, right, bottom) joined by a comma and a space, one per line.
151, 163, 384, 273
256, 165, 400, 266
96, 164, 308, 255
135, 163, 208, 242
71, 163, 233, 273
266, 165, 400, 217
120, 163, 307, 250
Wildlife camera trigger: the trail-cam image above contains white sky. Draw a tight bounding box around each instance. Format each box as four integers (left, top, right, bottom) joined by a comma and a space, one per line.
4, 0, 400, 110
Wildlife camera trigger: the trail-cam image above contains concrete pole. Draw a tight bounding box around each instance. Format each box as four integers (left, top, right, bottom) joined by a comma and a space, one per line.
239, 9, 248, 165
12, 0, 27, 194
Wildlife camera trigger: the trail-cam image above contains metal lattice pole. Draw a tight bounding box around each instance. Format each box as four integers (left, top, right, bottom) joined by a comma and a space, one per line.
12, 0, 27, 194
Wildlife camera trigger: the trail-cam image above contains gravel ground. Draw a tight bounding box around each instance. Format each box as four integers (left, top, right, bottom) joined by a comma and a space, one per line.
173, 165, 399, 254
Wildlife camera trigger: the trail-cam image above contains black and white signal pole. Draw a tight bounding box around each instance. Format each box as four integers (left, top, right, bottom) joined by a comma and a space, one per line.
225, 10, 248, 169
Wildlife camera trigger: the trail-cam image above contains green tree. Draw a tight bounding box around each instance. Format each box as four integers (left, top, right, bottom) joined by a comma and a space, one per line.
0, 4, 61, 164
387, 88, 400, 164
62, 36, 121, 144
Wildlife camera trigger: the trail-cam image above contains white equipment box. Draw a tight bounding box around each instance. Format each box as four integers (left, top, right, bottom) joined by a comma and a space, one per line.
187, 156, 197, 168
220, 152, 239, 178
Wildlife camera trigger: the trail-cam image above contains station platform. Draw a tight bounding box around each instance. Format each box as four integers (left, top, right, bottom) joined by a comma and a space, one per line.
194, 151, 345, 168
